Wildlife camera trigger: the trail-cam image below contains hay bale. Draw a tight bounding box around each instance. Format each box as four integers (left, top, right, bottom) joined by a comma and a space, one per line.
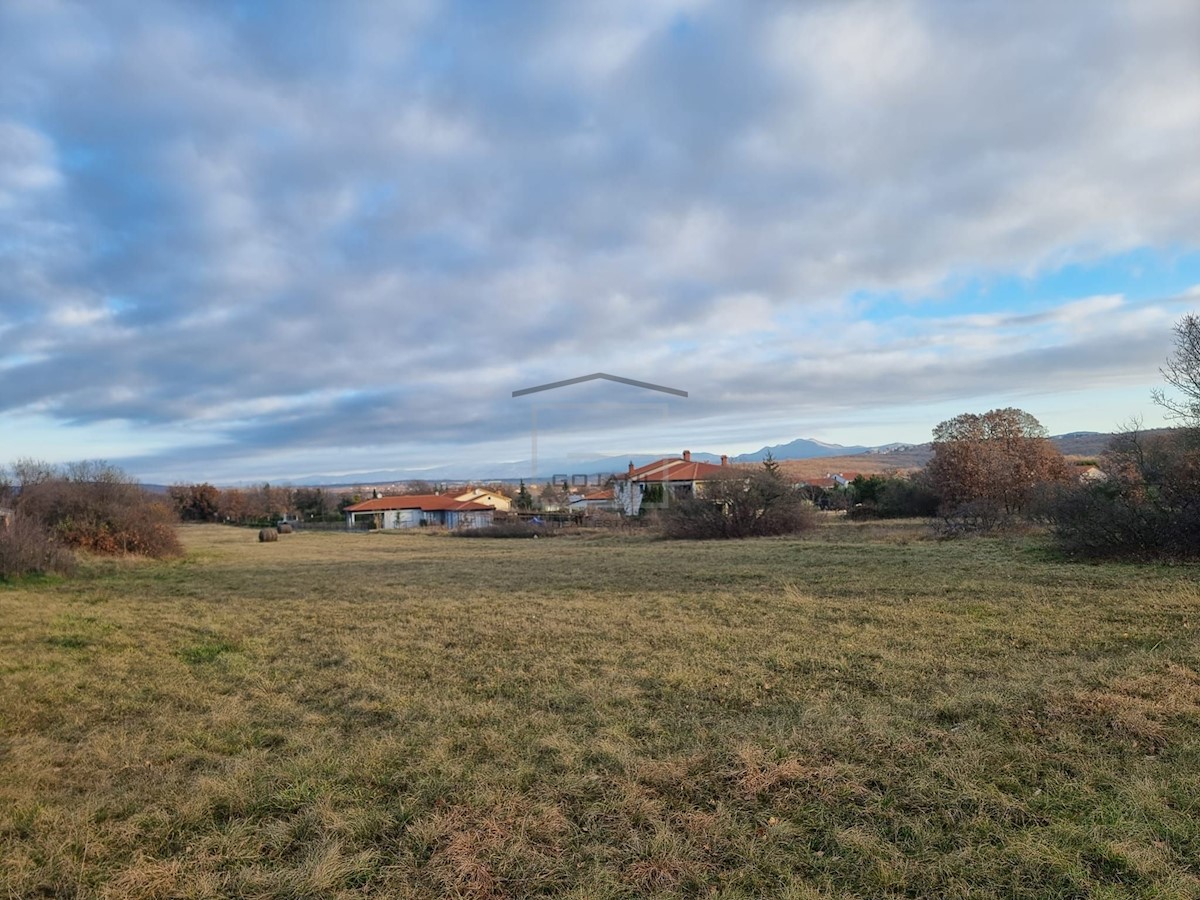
258, 528, 279, 542
277, 522, 294, 534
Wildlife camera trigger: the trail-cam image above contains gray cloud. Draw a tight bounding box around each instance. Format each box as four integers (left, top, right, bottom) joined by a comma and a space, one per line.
1, 0, 1197, 480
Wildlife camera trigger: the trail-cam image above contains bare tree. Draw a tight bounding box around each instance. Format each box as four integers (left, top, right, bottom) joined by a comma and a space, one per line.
1152, 313, 1200, 427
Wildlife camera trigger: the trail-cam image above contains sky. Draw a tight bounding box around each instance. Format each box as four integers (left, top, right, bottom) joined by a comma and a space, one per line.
2, 0, 1199, 484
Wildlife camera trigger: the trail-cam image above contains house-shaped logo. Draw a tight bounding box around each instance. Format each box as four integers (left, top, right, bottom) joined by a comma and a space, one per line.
512, 373, 688, 481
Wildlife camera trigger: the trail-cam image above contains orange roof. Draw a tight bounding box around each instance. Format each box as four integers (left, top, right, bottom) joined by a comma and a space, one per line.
804, 477, 839, 489
344, 494, 492, 513
582, 488, 613, 500
624, 457, 729, 483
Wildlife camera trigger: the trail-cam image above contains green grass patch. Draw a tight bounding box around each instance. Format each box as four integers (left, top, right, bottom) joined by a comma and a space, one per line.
179, 636, 239, 664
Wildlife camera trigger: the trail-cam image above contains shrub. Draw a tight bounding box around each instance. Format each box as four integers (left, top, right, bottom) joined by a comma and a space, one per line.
168, 482, 220, 521
1047, 429, 1200, 559
0, 515, 77, 580
662, 471, 816, 540
6, 460, 182, 558
847, 474, 939, 519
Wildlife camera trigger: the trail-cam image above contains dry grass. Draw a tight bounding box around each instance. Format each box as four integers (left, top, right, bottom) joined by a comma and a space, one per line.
1, 522, 1198, 897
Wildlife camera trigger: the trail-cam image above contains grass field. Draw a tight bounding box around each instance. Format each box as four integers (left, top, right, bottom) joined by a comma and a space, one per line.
2, 521, 1199, 898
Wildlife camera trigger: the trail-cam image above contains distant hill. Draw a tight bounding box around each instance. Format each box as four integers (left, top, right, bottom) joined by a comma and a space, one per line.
734, 438, 869, 461
1050, 431, 1115, 457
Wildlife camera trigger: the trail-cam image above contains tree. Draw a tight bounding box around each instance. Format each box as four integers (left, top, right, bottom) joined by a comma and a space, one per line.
1152, 313, 1200, 427
294, 487, 332, 520
539, 481, 567, 510
515, 480, 533, 511
927, 408, 1069, 515
169, 483, 220, 521
761, 451, 780, 477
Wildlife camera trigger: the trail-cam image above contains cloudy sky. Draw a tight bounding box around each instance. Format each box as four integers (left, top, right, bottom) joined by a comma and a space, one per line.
2, 0, 1199, 483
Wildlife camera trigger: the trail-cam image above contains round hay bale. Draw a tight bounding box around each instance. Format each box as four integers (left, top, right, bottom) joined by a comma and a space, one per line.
277, 522, 294, 534
258, 527, 279, 542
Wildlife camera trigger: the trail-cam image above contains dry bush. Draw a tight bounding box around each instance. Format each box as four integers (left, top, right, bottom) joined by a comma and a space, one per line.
931, 500, 1011, 537
1046, 429, 1200, 559
7, 460, 181, 558
662, 471, 816, 540
846, 473, 940, 519
0, 514, 77, 579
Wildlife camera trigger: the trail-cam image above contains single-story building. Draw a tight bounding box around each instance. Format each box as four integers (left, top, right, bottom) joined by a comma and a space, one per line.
343, 494, 494, 530
614, 450, 733, 516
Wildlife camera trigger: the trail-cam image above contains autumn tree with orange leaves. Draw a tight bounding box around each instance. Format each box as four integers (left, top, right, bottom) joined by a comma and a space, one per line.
927, 407, 1070, 515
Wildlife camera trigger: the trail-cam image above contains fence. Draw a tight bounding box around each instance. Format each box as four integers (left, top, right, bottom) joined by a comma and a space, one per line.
289, 520, 370, 532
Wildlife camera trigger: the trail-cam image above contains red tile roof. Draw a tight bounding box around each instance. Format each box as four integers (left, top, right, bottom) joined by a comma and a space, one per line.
344, 494, 492, 513
581, 488, 613, 500
623, 457, 729, 483
804, 477, 839, 489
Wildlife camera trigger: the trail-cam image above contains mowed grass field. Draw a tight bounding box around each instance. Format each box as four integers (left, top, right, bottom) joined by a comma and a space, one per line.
2, 522, 1199, 899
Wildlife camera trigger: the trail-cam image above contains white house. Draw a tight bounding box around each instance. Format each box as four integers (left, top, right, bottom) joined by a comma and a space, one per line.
343, 494, 494, 530
614, 450, 733, 516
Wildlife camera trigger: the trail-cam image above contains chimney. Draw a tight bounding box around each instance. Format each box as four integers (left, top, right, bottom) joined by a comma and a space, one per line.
721, 454, 729, 466
682, 450, 691, 462
628, 461, 635, 476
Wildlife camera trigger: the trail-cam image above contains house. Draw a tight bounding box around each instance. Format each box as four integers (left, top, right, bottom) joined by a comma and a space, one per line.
454, 487, 513, 512
568, 487, 616, 512
614, 450, 733, 516
343, 494, 494, 530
